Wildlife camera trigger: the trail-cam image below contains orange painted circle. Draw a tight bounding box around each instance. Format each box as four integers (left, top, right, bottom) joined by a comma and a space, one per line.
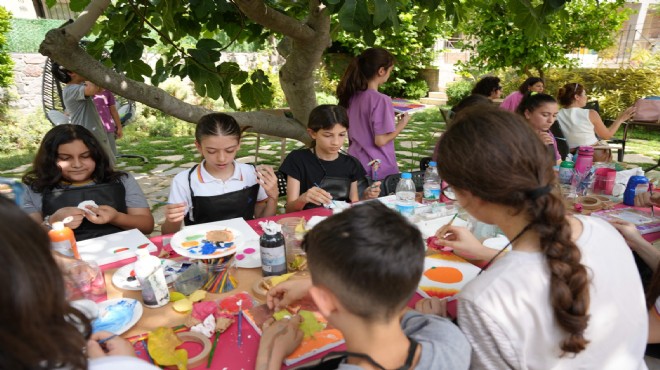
423, 266, 463, 284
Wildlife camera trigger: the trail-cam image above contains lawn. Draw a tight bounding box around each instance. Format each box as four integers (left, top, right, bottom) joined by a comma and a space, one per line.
1, 108, 658, 179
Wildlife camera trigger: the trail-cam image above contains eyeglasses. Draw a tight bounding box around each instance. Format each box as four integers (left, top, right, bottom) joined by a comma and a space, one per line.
496, 86, 503, 90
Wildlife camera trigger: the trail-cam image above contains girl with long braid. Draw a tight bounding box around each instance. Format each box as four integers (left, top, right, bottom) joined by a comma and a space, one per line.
423, 106, 647, 369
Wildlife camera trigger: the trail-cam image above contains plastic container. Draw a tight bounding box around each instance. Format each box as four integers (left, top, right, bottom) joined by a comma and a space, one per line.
396, 172, 416, 217
574, 146, 594, 175
624, 176, 649, 206
49, 219, 79, 259
134, 249, 170, 308
422, 161, 441, 204
259, 221, 287, 277
593, 167, 617, 195
558, 161, 575, 185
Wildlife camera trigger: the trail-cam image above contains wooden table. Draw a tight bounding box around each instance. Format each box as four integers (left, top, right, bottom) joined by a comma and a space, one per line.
102, 208, 333, 370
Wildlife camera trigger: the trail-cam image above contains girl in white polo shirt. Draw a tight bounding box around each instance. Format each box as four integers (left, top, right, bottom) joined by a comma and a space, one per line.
161, 113, 279, 234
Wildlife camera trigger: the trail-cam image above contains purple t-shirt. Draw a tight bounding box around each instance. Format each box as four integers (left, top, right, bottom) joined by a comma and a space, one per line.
500, 91, 523, 112
347, 89, 398, 180
93, 90, 117, 133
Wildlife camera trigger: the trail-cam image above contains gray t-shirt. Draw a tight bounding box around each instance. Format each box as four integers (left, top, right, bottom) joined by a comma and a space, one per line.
23, 173, 149, 215
62, 83, 114, 164
337, 310, 471, 370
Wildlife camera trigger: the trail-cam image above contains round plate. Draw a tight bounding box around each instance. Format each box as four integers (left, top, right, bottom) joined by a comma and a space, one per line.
171, 225, 243, 259
112, 260, 183, 291
92, 298, 143, 335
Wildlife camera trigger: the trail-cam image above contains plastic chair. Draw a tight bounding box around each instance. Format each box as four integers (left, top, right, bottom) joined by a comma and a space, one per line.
382, 171, 425, 195
275, 170, 288, 198
419, 156, 432, 171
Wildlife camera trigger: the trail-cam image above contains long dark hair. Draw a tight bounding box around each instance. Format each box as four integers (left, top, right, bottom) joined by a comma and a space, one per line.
336, 48, 395, 109
471, 76, 501, 97
646, 261, 660, 310
307, 104, 350, 149
517, 77, 544, 94
515, 93, 557, 116
0, 196, 91, 369
556, 83, 584, 107
22, 124, 123, 193
435, 106, 591, 354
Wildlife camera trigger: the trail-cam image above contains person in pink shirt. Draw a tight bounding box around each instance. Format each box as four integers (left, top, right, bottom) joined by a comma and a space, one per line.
336, 48, 410, 180
93, 90, 123, 156
500, 77, 544, 112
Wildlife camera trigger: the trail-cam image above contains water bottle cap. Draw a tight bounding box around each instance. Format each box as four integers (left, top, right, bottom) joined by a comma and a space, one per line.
560, 161, 575, 168
401, 172, 412, 179
52, 221, 65, 231
429, 161, 437, 167
577, 146, 594, 155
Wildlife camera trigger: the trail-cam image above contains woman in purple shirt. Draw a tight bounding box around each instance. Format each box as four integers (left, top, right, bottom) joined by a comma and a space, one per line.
336, 48, 410, 180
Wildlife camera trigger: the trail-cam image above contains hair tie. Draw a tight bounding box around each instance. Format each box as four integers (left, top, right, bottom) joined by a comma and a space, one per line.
526, 185, 552, 200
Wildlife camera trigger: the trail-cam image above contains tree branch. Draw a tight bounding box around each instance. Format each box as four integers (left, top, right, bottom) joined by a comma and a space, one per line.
65, 0, 111, 41
39, 28, 309, 143
232, 0, 316, 41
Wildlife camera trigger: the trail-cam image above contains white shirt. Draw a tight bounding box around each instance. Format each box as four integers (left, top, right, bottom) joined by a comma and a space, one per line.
557, 108, 599, 149
89, 356, 160, 369
458, 216, 647, 370
167, 160, 267, 209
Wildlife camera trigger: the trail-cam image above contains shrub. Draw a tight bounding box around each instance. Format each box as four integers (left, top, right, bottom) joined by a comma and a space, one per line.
446, 80, 473, 106
501, 67, 660, 119
0, 6, 13, 118
0, 110, 52, 153
403, 79, 429, 100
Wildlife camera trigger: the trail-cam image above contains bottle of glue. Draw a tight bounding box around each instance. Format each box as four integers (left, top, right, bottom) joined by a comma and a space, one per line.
134, 249, 170, 308
48, 216, 79, 259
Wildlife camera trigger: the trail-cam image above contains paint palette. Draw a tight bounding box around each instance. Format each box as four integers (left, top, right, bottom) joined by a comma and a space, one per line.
171, 225, 243, 259
77, 229, 158, 266
92, 298, 143, 335
417, 253, 481, 301
112, 260, 187, 291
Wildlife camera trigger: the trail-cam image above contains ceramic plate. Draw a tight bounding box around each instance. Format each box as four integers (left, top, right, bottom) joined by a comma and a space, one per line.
235, 240, 261, 268
171, 225, 243, 259
92, 298, 143, 335
112, 259, 185, 291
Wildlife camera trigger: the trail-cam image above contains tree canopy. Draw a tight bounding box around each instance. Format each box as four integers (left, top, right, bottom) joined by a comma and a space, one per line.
40, 0, 568, 142
456, 0, 630, 78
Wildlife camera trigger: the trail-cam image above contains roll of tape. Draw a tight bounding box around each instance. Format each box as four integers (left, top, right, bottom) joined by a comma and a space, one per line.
578, 196, 602, 210
177, 331, 212, 368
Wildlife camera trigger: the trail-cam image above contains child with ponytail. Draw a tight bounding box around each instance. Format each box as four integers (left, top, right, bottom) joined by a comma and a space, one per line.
336, 48, 409, 179
422, 106, 647, 369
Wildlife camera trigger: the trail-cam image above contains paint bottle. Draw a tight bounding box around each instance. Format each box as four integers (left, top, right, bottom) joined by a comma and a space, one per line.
49, 219, 79, 259
134, 249, 170, 308
259, 220, 287, 277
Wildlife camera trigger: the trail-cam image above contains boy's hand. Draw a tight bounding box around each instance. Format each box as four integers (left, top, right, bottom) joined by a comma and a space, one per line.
262, 316, 303, 356
87, 331, 137, 358
51, 207, 86, 229
303, 187, 332, 207
415, 297, 448, 317
267, 278, 312, 311
85, 205, 118, 225
165, 203, 187, 223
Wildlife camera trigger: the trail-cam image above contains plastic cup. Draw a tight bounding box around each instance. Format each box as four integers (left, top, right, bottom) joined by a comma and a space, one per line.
593, 168, 616, 195
65, 260, 107, 303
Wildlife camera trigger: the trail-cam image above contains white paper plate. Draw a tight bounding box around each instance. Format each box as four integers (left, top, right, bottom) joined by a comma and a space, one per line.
235, 240, 261, 268
112, 259, 183, 291
92, 298, 143, 335
171, 225, 243, 259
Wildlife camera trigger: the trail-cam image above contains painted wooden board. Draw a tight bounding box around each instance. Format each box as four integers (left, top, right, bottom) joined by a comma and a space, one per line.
77, 229, 157, 266
417, 252, 481, 301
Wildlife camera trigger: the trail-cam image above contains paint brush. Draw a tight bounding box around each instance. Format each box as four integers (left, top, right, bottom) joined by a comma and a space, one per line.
435, 213, 459, 239
207, 332, 220, 368
651, 185, 656, 218
97, 334, 118, 346
314, 182, 336, 207
237, 300, 243, 347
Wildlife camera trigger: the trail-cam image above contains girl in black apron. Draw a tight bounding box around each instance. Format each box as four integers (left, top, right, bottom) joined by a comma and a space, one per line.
161, 113, 279, 235
21, 124, 154, 241
279, 105, 381, 213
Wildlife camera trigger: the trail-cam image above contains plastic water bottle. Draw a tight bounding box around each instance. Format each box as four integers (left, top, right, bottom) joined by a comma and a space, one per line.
396, 172, 416, 217
134, 249, 170, 308
423, 161, 441, 204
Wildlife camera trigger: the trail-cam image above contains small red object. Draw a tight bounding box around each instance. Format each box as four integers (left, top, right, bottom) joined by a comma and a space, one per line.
574, 203, 583, 212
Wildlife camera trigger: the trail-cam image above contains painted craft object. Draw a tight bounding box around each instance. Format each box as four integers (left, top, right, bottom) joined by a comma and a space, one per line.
417, 251, 481, 301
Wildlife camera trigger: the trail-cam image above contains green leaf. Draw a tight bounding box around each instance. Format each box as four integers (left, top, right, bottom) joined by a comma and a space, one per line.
373, 0, 391, 26
45, 0, 57, 8
196, 38, 222, 50
69, 0, 91, 12
338, 0, 362, 32
123, 60, 152, 81
205, 74, 222, 100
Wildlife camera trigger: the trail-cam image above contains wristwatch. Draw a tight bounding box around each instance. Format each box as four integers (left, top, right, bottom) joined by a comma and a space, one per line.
42, 214, 52, 229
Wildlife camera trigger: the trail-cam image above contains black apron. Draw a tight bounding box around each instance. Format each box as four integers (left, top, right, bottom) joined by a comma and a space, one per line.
184, 164, 260, 225
42, 181, 127, 241
304, 149, 353, 210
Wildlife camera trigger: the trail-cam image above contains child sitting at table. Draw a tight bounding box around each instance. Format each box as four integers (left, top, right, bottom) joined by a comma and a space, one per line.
279, 104, 381, 212
255, 202, 471, 370
423, 106, 647, 369
162, 113, 279, 234
0, 195, 159, 370
22, 124, 153, 241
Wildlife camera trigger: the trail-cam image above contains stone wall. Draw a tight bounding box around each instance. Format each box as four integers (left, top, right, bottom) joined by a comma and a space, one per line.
7, 51, 282, 114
